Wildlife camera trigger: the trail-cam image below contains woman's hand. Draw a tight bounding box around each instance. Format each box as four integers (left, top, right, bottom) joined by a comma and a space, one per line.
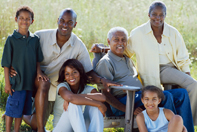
37, 71, 49, 81
98, 102, 107, 117
63, 100, 69, 111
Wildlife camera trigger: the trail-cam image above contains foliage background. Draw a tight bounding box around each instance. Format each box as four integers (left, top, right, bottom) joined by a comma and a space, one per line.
0, 0, 197, 131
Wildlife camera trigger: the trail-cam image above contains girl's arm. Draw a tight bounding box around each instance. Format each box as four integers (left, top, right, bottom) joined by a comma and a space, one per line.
136, 113, 148, 132
79, 89, 106, 102
59, 87, 107, 116
36, 62, 49, 81
4, 67, 12, 95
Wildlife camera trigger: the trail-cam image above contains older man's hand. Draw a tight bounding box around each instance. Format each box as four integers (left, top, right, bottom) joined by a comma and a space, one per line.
101, 78, 122, 92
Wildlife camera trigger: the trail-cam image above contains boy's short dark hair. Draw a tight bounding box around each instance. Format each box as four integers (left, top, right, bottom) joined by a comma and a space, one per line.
141, 85, 165, 101
16, 6, 34, 20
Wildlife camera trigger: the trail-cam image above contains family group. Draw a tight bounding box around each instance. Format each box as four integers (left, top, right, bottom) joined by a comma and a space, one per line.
1, 1, 197, 132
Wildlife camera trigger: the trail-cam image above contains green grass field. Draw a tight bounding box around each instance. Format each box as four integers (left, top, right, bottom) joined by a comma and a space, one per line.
0, 0, 197, 131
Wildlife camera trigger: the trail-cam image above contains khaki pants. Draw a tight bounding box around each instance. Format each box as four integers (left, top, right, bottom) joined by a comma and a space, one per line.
160, 63, 197, 125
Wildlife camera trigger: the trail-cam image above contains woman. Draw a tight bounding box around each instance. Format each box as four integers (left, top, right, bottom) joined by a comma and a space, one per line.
53, 59, 106, 132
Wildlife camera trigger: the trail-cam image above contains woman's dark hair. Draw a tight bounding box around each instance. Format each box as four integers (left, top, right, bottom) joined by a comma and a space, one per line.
141, 85, 165, 101
57, 59, 90, 94
16, 6, 34, 20
149, 1, 166, 15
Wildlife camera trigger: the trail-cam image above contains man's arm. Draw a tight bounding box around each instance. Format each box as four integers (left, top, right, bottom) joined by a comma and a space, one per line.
86, 70, 120, 91
102, 89, 126, 112
89, 44, 110, 53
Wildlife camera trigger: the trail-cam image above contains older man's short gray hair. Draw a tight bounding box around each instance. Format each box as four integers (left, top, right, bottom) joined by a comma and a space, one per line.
107, 27, 128, 41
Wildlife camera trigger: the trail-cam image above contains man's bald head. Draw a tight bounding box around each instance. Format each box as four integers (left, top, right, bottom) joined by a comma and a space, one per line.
59, 8, 77, 22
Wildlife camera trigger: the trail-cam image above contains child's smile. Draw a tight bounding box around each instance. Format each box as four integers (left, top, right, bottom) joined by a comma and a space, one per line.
142, 91, 161, 112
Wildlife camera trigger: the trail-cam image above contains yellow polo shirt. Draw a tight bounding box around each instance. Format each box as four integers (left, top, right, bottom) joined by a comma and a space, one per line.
124, 21, 190, 88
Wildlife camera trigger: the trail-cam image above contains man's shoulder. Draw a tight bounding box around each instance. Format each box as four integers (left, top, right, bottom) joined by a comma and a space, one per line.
99, 53, 112, 63
71, 32, 84, 46
35, 29, 56, 36
97, 53, 115, 68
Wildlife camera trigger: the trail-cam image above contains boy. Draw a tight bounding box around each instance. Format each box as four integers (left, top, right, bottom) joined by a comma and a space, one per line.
1, 6, 48, 132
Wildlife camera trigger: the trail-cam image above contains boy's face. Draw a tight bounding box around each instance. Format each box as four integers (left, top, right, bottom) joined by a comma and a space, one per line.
15, 11, 34, 30
141, 91, 161, 112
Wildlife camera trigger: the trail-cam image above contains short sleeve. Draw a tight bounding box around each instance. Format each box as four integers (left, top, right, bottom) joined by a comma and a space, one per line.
1, 37, 12, 68
82, 85, 95, 94
36, 37, 44, 62
57, 82, 71, 95
95, 59, 114, 81
77, 41, 93, 73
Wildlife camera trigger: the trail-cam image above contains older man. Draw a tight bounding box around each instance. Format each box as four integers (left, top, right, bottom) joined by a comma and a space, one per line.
95, 27, 193, 131
10, 8, 118, 132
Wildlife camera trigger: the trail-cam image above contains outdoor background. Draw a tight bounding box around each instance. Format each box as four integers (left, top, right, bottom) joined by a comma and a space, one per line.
0, 0, 197, 131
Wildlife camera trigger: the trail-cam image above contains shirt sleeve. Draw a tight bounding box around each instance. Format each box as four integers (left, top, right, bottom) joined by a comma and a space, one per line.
77, 41, 93, 73
175, 30, 191, 72
36, 37, 44, 62
95, 58, 114, 89
1, 37, 12, 68
57, 82, 71, 96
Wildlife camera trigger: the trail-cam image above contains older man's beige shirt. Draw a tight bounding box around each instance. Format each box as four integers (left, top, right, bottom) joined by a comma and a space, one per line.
124, 21, 190, 88
35, 29, 92, 101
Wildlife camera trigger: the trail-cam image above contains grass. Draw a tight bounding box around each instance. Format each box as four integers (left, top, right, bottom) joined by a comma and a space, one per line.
0, 0, 197, 131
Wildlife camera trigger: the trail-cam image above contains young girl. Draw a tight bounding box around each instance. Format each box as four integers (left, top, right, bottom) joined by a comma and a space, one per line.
53, 59, 106, 132
136, 86, 187, 132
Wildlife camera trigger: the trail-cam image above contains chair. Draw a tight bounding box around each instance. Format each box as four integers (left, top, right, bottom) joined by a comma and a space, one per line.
92, 46, 140, 132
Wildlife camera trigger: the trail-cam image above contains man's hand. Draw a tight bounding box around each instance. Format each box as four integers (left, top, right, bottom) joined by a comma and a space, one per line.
89, 44, 102, 53
10, 66, 17, 77
185, 72, 191, 76
98, 102, 107, 117
134, 107, 143, 115
5, 84, 14, 96
37, 71, 49, 81
101, 78, 122, 92
63, 100, 69, 111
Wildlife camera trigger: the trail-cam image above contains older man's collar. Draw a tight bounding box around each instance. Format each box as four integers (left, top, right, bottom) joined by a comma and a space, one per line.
108, 50, 124, 62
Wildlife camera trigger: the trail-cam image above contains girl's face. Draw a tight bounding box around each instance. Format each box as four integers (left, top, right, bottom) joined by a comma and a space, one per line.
141, 91, 161, 111
64, 66, 80, 87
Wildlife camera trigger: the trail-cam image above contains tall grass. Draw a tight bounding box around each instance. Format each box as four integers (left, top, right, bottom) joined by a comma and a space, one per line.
0, 0, 197, 131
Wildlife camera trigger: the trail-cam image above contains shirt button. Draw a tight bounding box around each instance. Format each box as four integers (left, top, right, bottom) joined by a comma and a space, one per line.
164, 44, 166, 46
23, 36, 25, 38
